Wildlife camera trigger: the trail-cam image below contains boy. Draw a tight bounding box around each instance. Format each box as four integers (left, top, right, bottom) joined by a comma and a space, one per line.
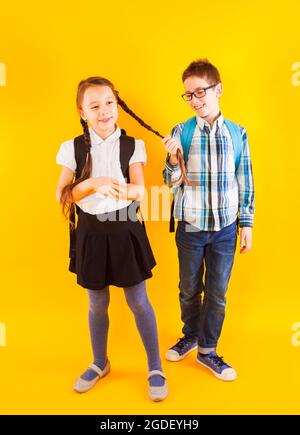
162, 59, 254, 381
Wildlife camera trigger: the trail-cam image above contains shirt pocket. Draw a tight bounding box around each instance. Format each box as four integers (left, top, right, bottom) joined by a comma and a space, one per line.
217, 135, 235, 174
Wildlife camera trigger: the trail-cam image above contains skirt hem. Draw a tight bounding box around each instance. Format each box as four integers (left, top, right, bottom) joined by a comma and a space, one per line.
72, 267, 155, 290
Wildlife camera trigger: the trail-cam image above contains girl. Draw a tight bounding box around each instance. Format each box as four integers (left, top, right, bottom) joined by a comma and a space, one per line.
56, 77, 168, 401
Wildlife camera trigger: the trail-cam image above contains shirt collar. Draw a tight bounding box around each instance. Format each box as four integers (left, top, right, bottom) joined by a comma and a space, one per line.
196, 112, 224, 131
89, 125, 121, 146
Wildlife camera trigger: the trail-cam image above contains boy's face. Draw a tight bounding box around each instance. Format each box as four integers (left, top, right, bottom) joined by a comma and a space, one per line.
183, 75, 222, 120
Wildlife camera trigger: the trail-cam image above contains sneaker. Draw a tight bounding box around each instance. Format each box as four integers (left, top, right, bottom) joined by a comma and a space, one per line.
166, 336, 198, 362
196, 351, 237, 381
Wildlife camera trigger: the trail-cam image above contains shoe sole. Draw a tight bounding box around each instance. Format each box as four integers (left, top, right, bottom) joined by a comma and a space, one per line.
150, 394, 168, 402
166, 344, 198, 362
196, 358, 237, 381
149, 386, 168, 402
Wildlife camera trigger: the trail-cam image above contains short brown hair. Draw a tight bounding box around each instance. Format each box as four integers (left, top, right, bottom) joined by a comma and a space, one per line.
182, 58, 221, 84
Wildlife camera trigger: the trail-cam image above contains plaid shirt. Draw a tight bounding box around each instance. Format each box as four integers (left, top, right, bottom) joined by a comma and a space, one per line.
163, 113, 255, 231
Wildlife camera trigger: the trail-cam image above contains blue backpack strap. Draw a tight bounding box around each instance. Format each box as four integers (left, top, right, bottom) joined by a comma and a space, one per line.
223, 119, 243, 171
181, 117, 243, 168
180, 116, 197, 163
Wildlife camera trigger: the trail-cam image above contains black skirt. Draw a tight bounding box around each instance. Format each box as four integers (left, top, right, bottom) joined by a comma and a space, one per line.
68, 205, 156, 290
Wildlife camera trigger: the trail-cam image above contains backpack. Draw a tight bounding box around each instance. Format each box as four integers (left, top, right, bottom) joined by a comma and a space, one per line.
169, 117, 243, 232
68, 129, 139, 272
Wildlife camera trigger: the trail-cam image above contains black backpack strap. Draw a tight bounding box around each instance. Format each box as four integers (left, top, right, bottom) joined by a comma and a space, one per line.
136, 201, 146, 232
119, 133, 135, 181
69, 209, 76, 269
236, 216, 240, 235
69, 205, 76, 271
74, 134, 88, 181
68, 135, 87, 262
140, 210, 146, 231
170, 198, 175, 232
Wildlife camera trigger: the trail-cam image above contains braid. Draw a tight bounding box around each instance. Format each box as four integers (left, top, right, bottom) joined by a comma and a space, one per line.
78, 118, 93, 179
60, 118, 93, 227
117, 95, 190, 185
80, 118, 91, 150
117, 96, 164, 139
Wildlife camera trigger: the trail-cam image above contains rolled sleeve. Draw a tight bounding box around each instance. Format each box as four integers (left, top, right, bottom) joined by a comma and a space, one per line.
163, 157, 183, 187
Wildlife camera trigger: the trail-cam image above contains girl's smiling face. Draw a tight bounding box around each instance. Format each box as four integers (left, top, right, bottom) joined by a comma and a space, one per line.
80, 85, 118, 139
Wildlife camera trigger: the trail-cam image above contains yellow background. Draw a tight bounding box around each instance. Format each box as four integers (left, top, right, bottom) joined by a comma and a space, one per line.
0, 0, 300, 415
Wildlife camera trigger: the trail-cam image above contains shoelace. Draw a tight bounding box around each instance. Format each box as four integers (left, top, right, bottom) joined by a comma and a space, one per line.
175, 337, 194, 349
209, 354, 226, 368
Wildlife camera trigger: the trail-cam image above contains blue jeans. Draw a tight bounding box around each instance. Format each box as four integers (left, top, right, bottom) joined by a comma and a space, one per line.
175, 219, 238, 349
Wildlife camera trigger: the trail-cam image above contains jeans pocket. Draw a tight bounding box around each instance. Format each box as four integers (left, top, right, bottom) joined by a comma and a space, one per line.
222, 220, 237, 236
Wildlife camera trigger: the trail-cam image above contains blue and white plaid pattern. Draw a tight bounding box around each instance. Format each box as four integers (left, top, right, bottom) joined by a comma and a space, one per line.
163, 114, 255, 231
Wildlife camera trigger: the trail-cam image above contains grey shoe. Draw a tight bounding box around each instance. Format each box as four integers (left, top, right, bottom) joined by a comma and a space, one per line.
73, 360, 110, 393
196, 351, 237, 381
148, 370, 168, 402
166, 336, 198, 362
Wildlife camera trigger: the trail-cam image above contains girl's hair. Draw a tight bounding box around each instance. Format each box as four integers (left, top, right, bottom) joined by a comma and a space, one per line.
182, 58, 221, 84
60, 77, 166, 227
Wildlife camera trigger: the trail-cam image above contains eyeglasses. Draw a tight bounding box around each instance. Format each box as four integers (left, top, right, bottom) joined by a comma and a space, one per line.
181, 84, 218, 102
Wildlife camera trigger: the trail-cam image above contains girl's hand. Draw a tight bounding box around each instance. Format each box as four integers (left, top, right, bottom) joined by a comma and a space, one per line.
93, 177, 127, 200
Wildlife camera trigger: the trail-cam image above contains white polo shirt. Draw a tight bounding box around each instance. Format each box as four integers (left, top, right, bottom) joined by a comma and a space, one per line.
56, 125, 146, 215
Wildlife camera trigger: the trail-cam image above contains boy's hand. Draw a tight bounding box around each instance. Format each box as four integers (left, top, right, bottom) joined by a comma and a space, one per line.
162, 135, 184, 166
162, 135, 180, 156
239, 227, 252, 254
